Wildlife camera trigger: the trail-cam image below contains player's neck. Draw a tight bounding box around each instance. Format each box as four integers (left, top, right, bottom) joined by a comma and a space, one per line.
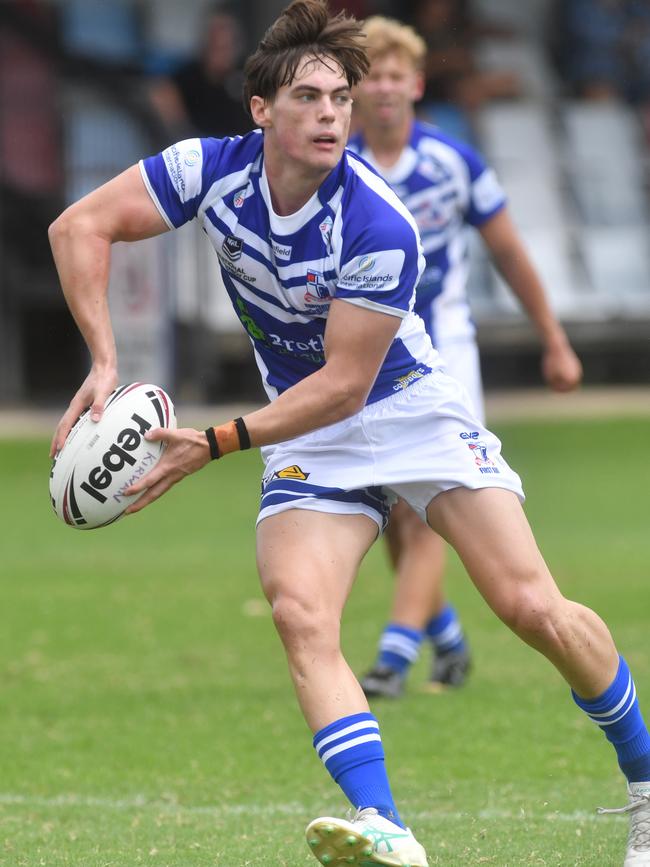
363, 114, 414, 169
263, 154, 329, 216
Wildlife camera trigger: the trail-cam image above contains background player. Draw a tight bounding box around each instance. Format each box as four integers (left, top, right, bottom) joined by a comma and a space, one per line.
48, 2, 650, 864
349, 16, 583, 699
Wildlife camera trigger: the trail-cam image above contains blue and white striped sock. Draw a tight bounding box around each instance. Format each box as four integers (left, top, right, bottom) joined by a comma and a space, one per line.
377, 623, 422, 674
573, 655, 650, 782
425, 604, 466, 655
313, 712, 404, 827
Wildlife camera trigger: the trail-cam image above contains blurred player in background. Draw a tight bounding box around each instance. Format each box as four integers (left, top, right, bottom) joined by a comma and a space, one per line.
349, 15, 583, 700
48, 1, 650, 864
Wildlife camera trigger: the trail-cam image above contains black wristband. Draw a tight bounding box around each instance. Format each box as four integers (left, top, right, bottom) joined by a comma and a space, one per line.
204, 426, 220, 460
234, 417, 251, 450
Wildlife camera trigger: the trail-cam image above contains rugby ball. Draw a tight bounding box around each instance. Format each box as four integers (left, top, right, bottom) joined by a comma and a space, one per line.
49, 382, 176, 529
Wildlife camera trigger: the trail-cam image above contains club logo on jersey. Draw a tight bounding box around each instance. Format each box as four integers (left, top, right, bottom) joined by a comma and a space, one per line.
274, 465, 310, 481
304, 271, 332, 312
222, 235, 243, 262
271, 239, 292, 260
233, 184, 254, 208
319, 216, 333, 253
392, 367, 428, 392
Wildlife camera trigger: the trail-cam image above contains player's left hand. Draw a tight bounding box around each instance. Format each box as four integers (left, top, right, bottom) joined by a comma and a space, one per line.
123, 427, 211, 514
541, 340, 583, 392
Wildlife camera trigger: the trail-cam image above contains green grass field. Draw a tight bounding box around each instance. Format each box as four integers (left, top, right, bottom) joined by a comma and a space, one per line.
1, 416, 649, 866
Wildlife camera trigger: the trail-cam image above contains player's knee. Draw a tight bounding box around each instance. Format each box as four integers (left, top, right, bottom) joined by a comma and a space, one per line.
494, 578, 560, 649
270, 592, 339, 654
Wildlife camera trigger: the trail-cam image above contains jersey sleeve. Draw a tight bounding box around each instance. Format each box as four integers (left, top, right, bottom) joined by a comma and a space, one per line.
335, 188, 423, 319
456, 140, 507, 228
139, 137, 228, 228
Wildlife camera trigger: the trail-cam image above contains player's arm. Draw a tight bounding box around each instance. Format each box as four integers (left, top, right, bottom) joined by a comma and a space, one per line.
479, 208, 582, 392
245, 297, 401, 441
124, 299, 401, 514
48, 165, 170, 454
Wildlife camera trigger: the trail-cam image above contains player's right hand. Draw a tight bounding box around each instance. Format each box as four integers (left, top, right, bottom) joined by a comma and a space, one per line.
50, 365, 118, 457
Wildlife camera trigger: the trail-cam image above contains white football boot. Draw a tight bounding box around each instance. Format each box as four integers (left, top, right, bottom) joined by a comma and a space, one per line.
598, 781, 650, 865
305, 807, 429, 866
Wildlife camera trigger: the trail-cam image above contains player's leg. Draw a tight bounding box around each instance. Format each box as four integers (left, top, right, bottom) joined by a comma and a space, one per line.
426, 486, 650, 862
256, 508, 428, 866
361, 499, 469, 697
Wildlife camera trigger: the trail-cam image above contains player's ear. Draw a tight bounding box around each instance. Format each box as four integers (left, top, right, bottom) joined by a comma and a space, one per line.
412, 70, 425, 103
250, 96, 272, 128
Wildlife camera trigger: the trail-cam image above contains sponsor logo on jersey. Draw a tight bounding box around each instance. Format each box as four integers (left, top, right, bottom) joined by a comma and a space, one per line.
392, 366, 428, 391
163, 145, 186, 198
319, 216, 333, 252
271, 239, 292, 260
274, 465, 310, 481
222, 235, 243, 262
234, 298, 325, 362
357, 255, 375, 272
184, 149, 200, 167
338, 251, 402, 290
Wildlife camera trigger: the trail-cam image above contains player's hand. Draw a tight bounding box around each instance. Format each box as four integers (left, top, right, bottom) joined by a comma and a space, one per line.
541, 340, 583, 393
123, 427, 212, 514
50, 365, 118, 457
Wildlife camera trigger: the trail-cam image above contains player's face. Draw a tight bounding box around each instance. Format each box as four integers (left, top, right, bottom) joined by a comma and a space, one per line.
354, 51, 423, 129
253, 55, 352, 177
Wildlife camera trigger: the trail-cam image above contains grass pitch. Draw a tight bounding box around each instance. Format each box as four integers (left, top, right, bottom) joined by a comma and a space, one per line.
1, 415, 649, 866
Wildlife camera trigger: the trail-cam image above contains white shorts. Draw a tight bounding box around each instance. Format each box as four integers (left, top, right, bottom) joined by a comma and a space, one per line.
436, 337, 485, 424
257, 370, 524, 533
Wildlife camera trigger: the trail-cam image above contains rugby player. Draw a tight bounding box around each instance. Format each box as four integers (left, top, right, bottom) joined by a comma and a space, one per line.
49, 2, 650, 864
349, 16, 582, 700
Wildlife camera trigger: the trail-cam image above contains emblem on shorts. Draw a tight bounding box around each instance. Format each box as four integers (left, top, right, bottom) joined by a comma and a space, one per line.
222, 235, 243, 262
274, 465, 310, 480
462, 436, 500, 475
392, 367, 427, 391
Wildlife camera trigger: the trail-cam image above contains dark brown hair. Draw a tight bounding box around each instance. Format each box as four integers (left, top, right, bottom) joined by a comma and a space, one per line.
243, 0, 368, 115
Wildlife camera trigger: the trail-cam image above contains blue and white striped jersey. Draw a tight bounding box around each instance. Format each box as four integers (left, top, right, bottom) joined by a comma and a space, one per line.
140, 130, 441, 404
348, 120, 506, 345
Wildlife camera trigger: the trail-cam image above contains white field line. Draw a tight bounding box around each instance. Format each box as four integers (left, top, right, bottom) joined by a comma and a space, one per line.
0, 793, 624, 823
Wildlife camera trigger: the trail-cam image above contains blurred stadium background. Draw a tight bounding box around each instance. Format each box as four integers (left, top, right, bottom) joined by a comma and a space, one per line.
1, 0, 649, 412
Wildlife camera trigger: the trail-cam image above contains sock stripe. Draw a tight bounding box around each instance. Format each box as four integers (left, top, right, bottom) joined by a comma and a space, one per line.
586, 675, 633, 721
314, 719, 379, 755
379, 634, 420, 662
591, 684, 637, 727
319, 733, 383, 766
433, 621, 463, 651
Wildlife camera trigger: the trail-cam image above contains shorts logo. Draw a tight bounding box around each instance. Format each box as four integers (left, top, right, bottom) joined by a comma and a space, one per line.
274, 465, 310, 480
392, 367, 427, 391
461, 435, 501, 474
222, 235, 243, 262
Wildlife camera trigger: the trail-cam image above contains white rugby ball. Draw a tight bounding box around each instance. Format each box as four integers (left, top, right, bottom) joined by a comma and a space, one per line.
49, 382, 176, 529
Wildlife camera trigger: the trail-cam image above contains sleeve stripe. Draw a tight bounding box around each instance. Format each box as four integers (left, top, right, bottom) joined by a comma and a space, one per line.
336, 296, 408, 319
138, 161, 175, 229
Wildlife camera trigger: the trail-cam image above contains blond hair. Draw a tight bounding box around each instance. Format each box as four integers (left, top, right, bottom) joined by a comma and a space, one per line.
362, 16, 426, 69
